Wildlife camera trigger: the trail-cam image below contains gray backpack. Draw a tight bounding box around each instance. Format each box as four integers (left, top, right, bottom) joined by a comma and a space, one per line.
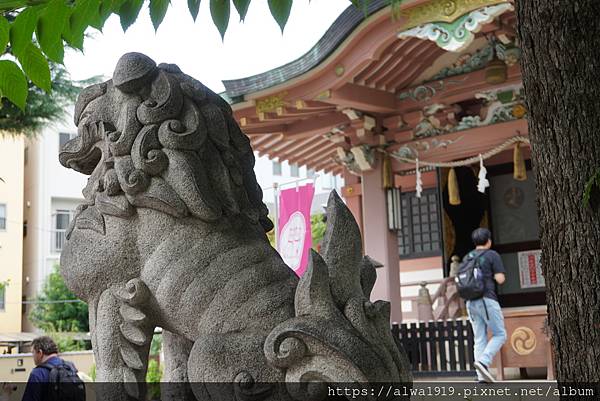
455, 250, 489, 300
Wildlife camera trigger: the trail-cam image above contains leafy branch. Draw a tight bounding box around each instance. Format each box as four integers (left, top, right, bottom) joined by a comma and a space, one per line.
0, 0, 405, 111
0, 61, 96, 136
0, 0, 294, 110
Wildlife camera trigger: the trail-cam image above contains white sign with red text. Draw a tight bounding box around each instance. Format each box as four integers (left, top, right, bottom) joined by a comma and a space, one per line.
518, 249, 545, 288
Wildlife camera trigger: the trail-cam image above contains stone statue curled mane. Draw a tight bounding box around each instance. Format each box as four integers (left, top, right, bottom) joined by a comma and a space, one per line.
60, 52, 272, 232
58, 53, 410, 401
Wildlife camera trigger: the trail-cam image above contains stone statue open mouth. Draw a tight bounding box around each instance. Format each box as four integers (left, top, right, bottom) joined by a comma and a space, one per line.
58, 52, 411, 401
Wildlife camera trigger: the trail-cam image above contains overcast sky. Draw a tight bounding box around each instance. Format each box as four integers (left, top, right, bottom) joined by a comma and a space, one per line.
64, 0, 350, 93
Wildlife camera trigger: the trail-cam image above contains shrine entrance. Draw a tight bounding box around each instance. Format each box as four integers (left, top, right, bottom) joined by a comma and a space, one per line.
440, 165, 489, 276
438, 158, 544, 307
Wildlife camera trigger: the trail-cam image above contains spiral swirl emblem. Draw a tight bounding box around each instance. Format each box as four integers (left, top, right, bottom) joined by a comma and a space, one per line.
510, 326, 537, 355
442, 0, 457, 16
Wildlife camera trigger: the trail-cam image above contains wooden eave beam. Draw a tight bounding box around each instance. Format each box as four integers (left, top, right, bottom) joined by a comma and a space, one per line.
276, 104, 335, 116
313, 157, 337, 173
365, 38, 424, 88
257, 111, 279, 122
283, 112, 350, 139
250, 134, 279, 148
332, 166, 344, 176
276, 137, 321, 160
324, 164, 341, 175
254, 135, 285, 153
298, 142, 338, 164
389, 119, 528, 171
385, 44, 446, 91
296, 145, 337, 166
354, 39, 405, 84
396, 65, 523, 113
242, 124, 287, 135
286, 139, 334, 164
268, 138, 301, 154
233, 105, 260, 121
295, 100, 335, 109
322, 83, 398, 114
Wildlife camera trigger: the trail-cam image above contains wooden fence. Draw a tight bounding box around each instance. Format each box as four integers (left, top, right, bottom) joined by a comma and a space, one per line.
392, 319, 476, 377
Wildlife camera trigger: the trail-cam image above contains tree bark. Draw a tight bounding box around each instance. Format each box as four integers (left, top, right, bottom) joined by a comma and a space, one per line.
516, 0, 600, 382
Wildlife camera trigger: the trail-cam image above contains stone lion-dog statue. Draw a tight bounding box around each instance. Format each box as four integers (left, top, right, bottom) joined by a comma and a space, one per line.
59, 52, 410, 401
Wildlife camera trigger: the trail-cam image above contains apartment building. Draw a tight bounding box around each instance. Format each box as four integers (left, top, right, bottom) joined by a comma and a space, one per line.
21, 117, 87, 331
0, 135, 25, 333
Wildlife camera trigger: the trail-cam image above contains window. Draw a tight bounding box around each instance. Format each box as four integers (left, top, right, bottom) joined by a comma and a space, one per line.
307, 169, 316, 179
272, 161, 282, 176
59, 132, 76, 148
0, 204, 6, 231
322, 174, 335, 190
52, 210, 72, 253
398, 189, 441, 258
55, 210, 71, 230
0, 285, 5, 311
290, 164, 300, 178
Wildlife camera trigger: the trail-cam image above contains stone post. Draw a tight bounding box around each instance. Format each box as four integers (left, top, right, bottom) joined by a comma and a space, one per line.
417, 282, 434, 321
449, 255, 461, 277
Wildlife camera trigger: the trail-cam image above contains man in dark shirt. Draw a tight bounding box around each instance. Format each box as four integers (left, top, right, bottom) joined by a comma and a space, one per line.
22, 336, 64, 401
465, 228, 507, 383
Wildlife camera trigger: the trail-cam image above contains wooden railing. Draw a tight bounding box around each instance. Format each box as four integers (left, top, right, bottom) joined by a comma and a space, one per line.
400, 278, 441, 321
429, 277, 466, 320
392, 320, 476, 376
400, 256, 466, 321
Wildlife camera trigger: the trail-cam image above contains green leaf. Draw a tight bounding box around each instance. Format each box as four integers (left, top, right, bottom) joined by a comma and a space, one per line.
118, 0, 144, 32
268, 0, 292, 32
9, 6, 41, 56
0, 16, 9, 54
65, 0, 100, 49
17, 42, 51, 93
232, 0, 250, 21
36, 0, 71, 63
210, 0, 230, 40
90, 0, 117, 30
0, 60, 28, 110
150, 0, 170, 31
350, 0, 369, 16
583, 169, 600, 207
187, 0, 200, 21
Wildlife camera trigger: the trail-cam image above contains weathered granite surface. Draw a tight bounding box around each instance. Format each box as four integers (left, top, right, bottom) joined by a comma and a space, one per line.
59, 52, 411, 401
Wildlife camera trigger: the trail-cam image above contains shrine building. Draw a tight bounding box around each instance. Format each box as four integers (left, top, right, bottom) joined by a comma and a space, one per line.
222, 0, 552, 379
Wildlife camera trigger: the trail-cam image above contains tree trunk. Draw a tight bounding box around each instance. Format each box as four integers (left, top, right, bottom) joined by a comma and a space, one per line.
516, 0, 600, 382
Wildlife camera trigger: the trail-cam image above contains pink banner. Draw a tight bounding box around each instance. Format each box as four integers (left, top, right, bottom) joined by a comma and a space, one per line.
278, 183, 314, 277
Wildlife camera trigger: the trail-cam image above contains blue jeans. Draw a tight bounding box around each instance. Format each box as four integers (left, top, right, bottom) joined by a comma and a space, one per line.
466, 297, 507, 380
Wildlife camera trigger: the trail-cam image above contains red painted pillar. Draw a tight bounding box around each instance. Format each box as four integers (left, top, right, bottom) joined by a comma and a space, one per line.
360, 153, 402, 323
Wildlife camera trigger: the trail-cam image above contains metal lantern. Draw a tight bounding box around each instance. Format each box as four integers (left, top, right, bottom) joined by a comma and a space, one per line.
486, 45, 507, 85
386, 187, 402, 231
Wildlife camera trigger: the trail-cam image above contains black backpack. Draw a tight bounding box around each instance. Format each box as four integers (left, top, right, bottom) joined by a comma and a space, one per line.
40, 359, 86, 401
455, 250, 489, 300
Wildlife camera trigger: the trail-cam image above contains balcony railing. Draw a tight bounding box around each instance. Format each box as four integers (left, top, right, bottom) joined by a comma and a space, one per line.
51, 229, 67, 253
